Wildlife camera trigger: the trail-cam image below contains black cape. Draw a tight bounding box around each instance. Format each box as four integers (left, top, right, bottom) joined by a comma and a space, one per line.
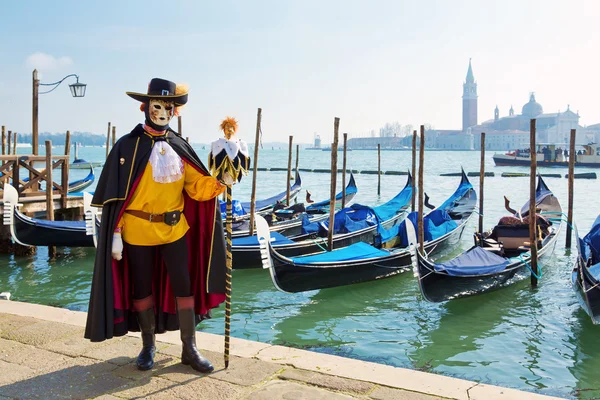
85, 124, 226, 342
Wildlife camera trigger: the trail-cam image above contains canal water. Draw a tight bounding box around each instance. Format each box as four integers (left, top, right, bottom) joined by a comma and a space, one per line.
1, 144, 598, 399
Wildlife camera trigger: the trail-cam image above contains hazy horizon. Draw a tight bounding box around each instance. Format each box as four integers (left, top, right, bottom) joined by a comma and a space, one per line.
2, 0, 599, 145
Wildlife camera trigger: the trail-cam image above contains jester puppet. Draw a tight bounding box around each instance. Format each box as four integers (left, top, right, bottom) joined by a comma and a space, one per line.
85, 78, 235, 373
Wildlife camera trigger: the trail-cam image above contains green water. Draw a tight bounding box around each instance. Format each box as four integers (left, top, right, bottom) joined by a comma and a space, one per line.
1, 145, 599, 399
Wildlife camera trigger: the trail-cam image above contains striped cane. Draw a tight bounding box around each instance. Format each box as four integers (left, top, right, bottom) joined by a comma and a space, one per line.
224, 185, 233, 368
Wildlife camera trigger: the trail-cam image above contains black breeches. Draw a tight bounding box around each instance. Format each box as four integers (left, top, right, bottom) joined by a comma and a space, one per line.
125, 235, 191, 299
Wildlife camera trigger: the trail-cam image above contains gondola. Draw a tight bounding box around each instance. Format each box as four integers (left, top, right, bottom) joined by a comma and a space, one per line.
256, 171, 476, 292
21, 165, 95, 194
67, 165, 95, 193
2, 184, 94, 247
233, 172, 415, 271
229, 173, 357, 239
304, 173, 358, 214
415, 175, 562, 303
222, 171, 302, 220
572, 217, 600, 324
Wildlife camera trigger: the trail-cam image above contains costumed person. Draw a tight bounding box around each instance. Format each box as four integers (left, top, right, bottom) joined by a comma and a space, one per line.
85, 78, 234, 374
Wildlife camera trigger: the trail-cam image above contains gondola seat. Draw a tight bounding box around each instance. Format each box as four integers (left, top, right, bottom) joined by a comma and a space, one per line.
493, 224, 530, 250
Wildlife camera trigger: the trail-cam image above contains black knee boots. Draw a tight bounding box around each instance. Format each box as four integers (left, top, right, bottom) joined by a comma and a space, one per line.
176, 296, 214, 373
133, 295, 156, 371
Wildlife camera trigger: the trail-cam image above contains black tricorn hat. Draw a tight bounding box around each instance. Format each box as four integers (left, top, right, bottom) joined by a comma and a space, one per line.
126, 78, 188, 105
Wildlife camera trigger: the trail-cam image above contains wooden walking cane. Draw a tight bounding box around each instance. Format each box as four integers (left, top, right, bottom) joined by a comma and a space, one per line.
208, 117, 250, 369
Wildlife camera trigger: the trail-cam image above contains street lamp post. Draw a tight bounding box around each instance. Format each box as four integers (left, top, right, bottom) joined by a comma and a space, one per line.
32, 69, 86, 155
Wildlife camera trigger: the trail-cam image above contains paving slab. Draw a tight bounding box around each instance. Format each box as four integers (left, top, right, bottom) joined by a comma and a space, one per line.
280, 367, 374, 394
91, 395, 123, 400
0, 338, 71, 372
0, 357, 128, 400
0, 359, 36, 387
2, 320, 83, 347
209, 355, 282, 386
41, 333, 111, 357
369, 386, 445, 400
163, 376, 249, 400
246, 380, 357, 399
111, 376, 177, 400
111, 352, 178, 381
83, 336, 149, 366
0, 314, 38, 337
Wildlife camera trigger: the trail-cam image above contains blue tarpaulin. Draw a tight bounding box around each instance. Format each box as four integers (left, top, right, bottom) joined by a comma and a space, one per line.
391, 210, 458, 247
290, 242, 390, 264
301, 179, 412, 236
219, 200, 247, 218
432, 246, 511, 276
232, 231, 295, 246
582, 215, 600, 263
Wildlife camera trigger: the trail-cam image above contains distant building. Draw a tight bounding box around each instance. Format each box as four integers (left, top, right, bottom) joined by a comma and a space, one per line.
472, 93, 584, 150
463, 59, 478, 131
347, 59, 599, 150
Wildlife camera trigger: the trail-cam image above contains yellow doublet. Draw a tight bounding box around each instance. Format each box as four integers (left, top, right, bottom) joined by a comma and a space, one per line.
119, 162, 225, 246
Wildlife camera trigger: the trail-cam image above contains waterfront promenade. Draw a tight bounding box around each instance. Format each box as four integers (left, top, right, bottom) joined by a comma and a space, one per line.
0, 301, 562, 400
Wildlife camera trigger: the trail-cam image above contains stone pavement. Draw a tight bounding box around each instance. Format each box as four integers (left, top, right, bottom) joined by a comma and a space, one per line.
0, 301, 564, 400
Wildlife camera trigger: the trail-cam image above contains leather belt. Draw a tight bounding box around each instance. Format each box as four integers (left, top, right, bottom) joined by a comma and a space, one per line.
125, 210, 182, 226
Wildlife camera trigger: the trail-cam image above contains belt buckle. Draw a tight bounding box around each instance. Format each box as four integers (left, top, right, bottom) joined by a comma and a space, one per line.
149, 213, 159, 222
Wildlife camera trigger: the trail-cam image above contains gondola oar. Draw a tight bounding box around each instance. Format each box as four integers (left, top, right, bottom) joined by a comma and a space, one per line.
208, 117, 250, 369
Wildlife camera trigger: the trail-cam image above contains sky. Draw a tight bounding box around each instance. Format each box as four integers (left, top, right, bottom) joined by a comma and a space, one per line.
1, 0, 599, 144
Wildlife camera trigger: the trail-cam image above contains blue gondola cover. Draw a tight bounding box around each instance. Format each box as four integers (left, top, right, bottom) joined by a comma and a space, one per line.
232, 231, 295, 246
290, 242, 389, 263
219, 199, 247, 218
432, 246, 510, 276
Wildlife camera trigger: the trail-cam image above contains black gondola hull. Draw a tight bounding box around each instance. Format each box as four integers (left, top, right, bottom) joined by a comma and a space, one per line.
417, 229, 559, 303
572, 258, 600, 324
14, 211, 94, 247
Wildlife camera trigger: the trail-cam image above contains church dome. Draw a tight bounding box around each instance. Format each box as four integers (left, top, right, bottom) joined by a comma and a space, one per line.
522, 93, 543, 118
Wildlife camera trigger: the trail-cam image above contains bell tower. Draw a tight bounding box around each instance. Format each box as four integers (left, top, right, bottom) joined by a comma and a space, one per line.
462, 59, 478, 131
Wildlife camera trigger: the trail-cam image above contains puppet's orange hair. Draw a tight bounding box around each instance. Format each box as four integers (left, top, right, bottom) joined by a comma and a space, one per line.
220, 117, 238, 133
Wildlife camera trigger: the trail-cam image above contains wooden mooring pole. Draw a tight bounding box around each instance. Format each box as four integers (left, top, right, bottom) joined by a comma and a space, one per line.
295, 144, 300, 178
529, 119, 538, 286
478, 132, 485, 236
46, 140, 56, 259
7, 131, 11, 155
248, 108, 261, 236
112, 126, 116, 147
62, 131, 71, 209
286, 136, 293, 205
566, 128, 576, 248
418, 125, 425, 253
342, 133, 348, 209
1, 126, 5, 163
178, 115, 182, 135
12, 132, 17, 155
411, 130, 417, 212
328, 118, 340, 252
377, 143, 381, 196
106, 122, 111, 159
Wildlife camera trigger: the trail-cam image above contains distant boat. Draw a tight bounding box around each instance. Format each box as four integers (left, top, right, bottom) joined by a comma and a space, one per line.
493, 143, 600, 168
70, 158, 103, 169
321, 147, 352, 152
